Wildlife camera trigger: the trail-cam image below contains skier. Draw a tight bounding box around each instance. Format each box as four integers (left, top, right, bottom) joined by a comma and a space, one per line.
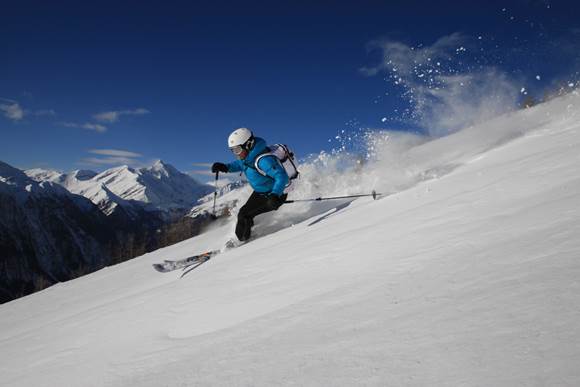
212, 128, 289, 244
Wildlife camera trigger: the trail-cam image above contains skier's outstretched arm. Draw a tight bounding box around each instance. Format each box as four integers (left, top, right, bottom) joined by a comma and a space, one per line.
226, 160, 243, 173
212, 161, 242, 173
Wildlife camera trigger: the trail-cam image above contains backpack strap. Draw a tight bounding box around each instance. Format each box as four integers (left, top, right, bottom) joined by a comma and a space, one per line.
253, 152, 279, 177
242, 147, 273, 177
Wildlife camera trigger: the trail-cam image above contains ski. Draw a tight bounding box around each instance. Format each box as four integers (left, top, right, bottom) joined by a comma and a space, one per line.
152, 250, 220, 273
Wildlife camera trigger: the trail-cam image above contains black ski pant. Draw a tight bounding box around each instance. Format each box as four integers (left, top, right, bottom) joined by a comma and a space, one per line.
236, 191, 284, 241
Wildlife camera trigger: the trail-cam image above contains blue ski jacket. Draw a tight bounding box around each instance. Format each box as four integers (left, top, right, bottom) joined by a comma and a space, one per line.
226, 137, 289, 196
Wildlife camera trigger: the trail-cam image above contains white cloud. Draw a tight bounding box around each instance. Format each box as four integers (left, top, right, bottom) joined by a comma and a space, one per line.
1, 98, 57, 122
0, 99, 25, 121
80, 148, 145, 168
88, 149, 143, 158
82, 123, 107, 132
93, 111, 121, 123
189, 170, 215, 176
93, 108, 150, 123
80, 156, 140, 166
62, 122, 107, 133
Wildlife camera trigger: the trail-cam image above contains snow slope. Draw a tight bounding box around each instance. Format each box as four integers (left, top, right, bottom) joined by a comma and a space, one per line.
1, 93, 580, 386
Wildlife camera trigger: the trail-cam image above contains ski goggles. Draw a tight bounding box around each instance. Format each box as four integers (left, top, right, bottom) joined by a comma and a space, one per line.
230, 145, 245, 155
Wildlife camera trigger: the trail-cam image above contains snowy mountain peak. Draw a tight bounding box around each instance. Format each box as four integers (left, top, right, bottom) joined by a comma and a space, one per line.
152, 159, 167, 169
145, 159, 180, 179
0, 161, 31, 187
21, 160, 213, 214
98, 164, 135, 178
24, 168, 64, 183
2, 161, 92, 204
71, 169, 97, 181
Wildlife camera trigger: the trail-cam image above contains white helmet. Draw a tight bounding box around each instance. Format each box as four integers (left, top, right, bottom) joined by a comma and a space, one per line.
228, 127, 253, 148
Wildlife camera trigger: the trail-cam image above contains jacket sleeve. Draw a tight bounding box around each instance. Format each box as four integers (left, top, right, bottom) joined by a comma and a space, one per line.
257, 156, 289, 196
226, 160, 243, 173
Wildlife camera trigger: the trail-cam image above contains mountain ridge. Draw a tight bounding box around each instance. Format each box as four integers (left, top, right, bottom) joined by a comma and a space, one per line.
1, 160, 217, 303
25, 160, 212, 217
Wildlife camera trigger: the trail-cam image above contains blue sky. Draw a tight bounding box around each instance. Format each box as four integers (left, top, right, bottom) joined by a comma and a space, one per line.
1, 0, 579, 177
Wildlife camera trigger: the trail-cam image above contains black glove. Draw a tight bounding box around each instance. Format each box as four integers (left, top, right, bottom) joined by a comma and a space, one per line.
211, 162, 228, 173
266, 193, 287, 210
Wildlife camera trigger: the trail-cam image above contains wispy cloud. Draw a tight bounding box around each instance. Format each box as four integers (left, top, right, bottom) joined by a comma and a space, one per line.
88, 149, 143, 158
80, 148, 144, 167
0, 99, 25, 121
93, 108, 150, 123
0, 98, 57, 122
33, 109, 57, 117
81, 156, 140, 166
189, 170, 215, 176
62, 122, 107, 133
190, 163, 213, 176
79, 149, 144, 167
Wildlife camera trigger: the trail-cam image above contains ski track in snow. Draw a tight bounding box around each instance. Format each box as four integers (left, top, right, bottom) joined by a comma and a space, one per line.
1, 92, 580, 386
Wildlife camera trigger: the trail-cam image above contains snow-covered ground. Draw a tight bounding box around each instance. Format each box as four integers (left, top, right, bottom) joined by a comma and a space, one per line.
1, 92, 580, 386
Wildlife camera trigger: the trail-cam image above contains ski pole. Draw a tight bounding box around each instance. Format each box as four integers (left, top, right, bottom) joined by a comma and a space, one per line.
284, 190, 382, 203
212, 171, 219, 218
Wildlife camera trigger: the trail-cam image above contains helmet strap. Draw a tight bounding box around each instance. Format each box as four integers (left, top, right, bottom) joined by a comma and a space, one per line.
245, 136, 255, 151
